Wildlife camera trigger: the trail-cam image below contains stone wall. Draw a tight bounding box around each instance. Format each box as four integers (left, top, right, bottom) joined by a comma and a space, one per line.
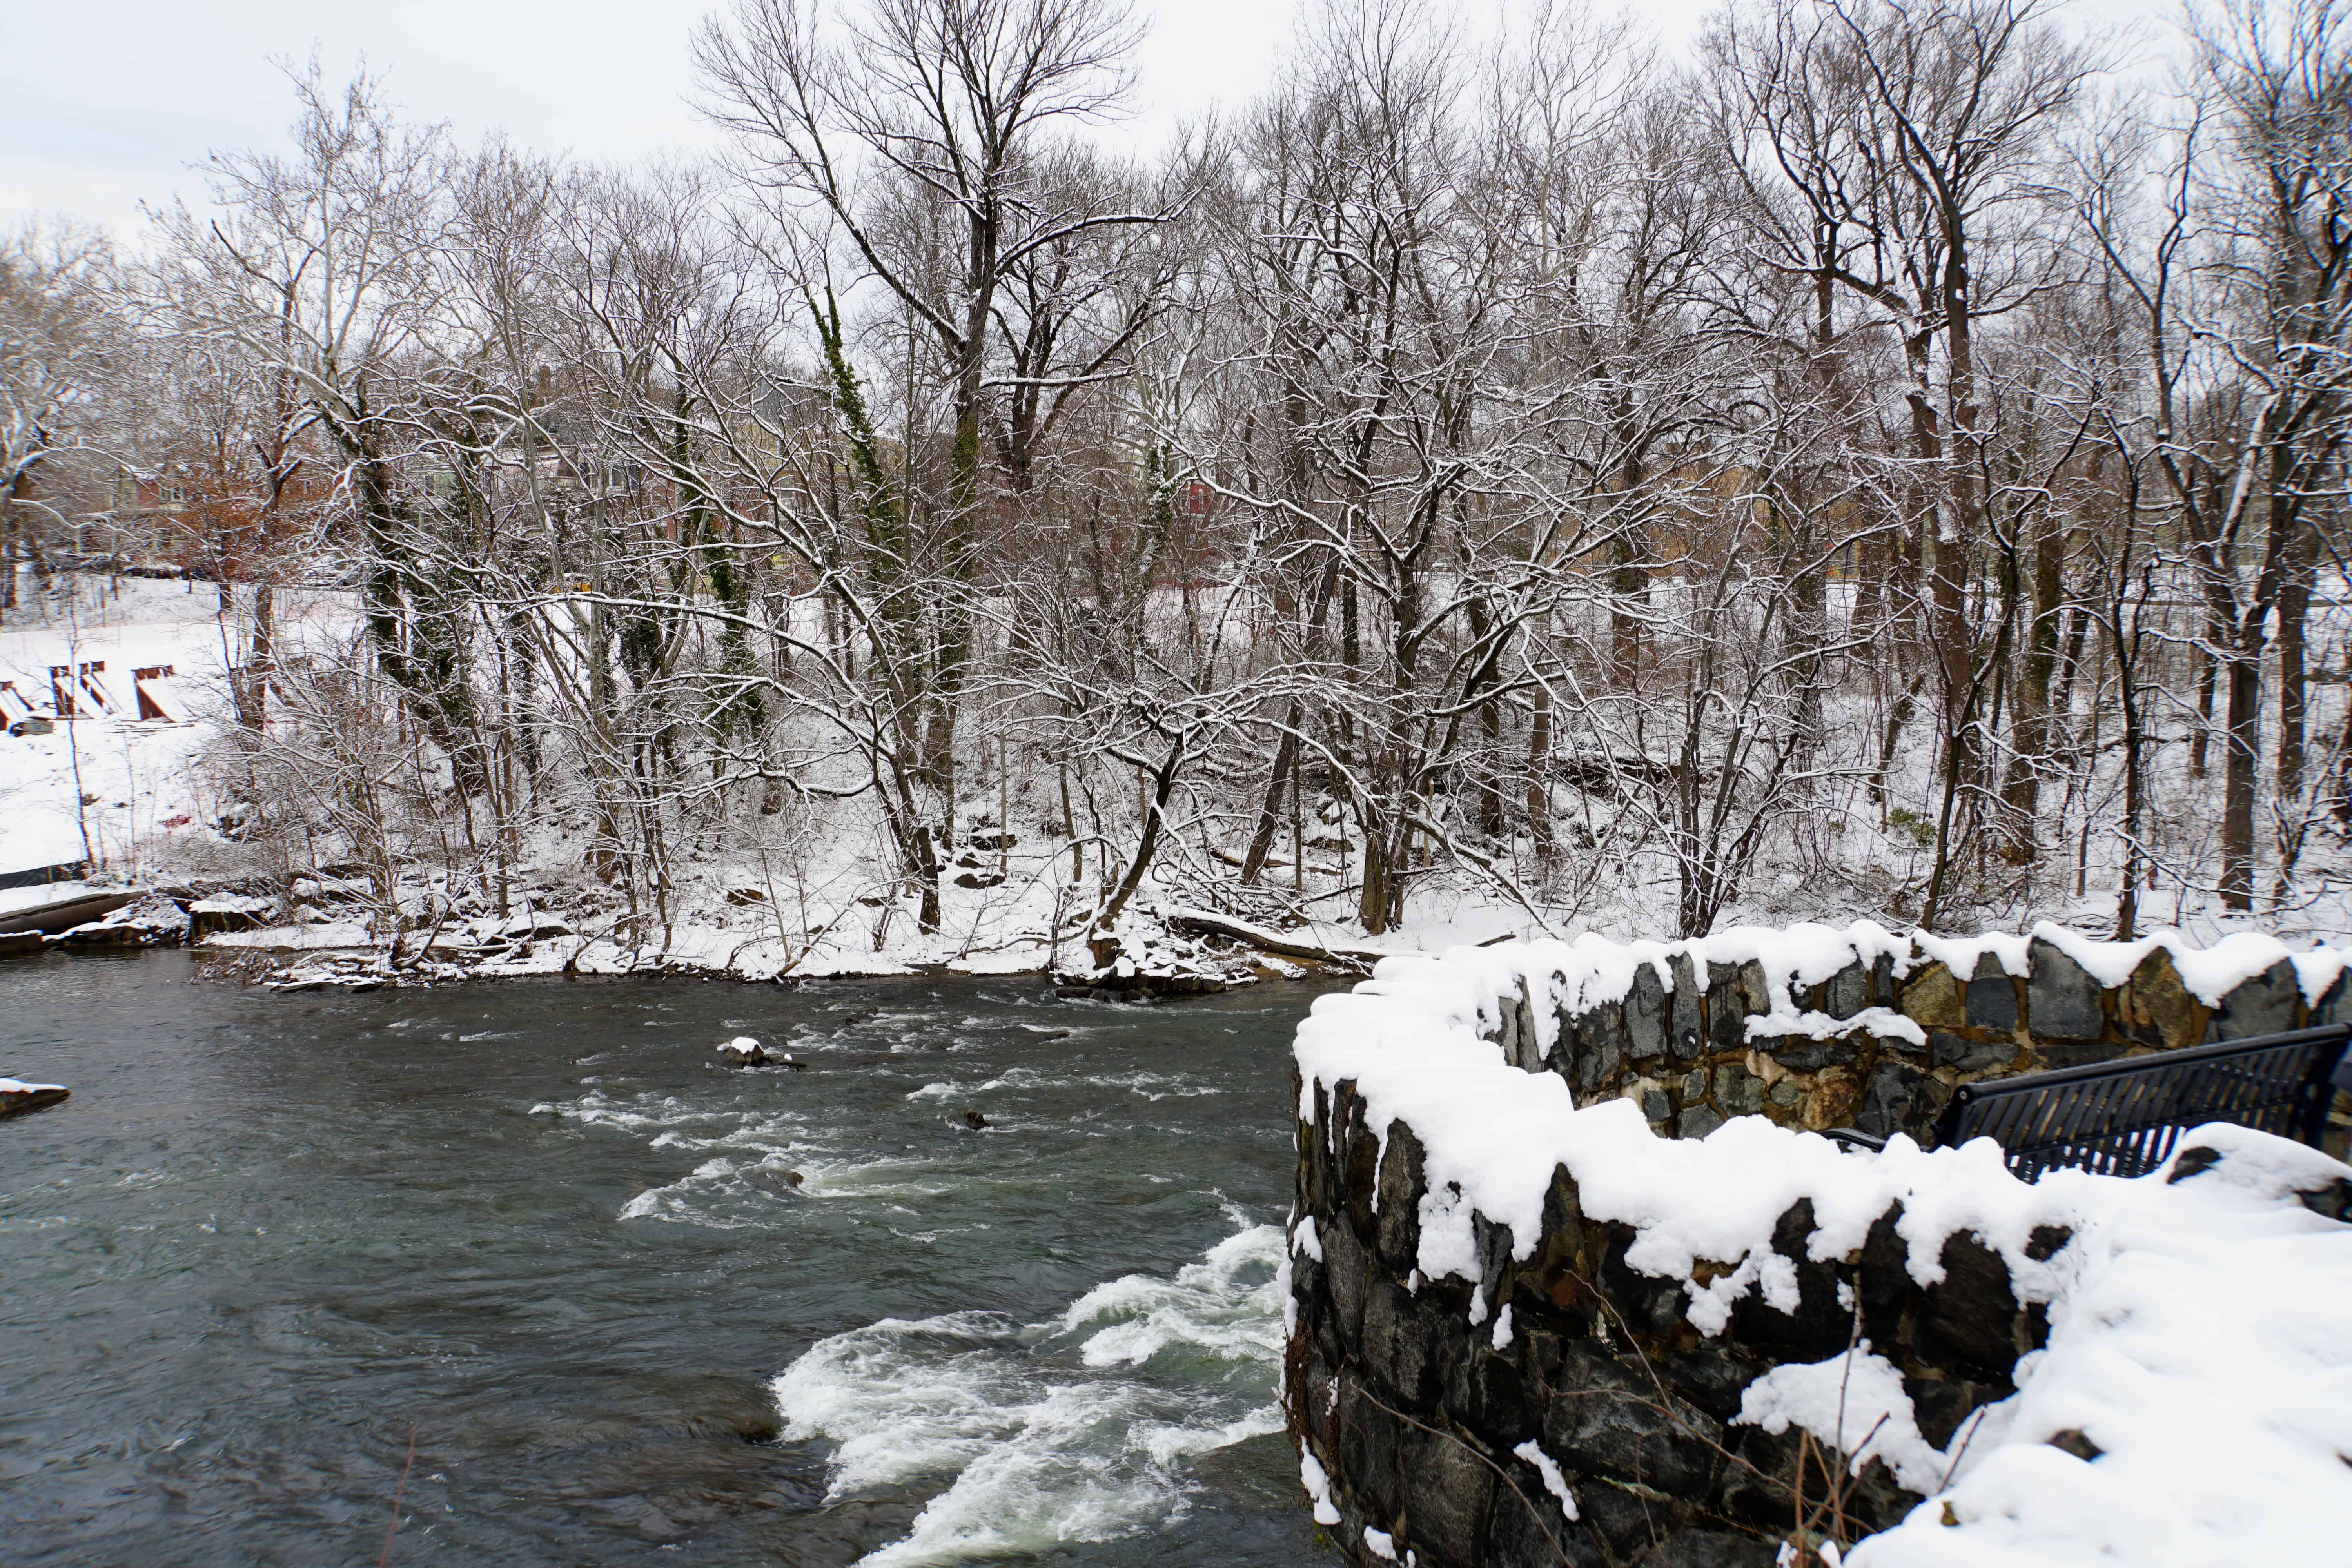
1286, 1073, 2068, 1568
1283, 926, 2352, 1566
1479, 927, 2349, 1150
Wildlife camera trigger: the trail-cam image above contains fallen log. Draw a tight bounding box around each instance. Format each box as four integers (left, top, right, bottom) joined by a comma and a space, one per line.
1160, 906, 1390, 967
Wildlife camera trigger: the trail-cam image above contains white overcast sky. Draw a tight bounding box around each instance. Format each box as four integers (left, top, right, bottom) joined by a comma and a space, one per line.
4, 0, 2152, 242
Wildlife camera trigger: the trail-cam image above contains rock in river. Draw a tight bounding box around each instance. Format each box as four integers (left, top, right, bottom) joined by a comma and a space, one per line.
1, 1078, 70, 1119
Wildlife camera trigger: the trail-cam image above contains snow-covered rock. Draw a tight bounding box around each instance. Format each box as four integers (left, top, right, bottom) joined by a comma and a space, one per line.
0, 1078, 70, 1118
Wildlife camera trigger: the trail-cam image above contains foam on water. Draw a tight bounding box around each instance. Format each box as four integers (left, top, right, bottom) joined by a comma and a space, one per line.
898, 1068, 1226, 1105
1062, 1223, 1287, 1368
773, 1223, 1288, 1567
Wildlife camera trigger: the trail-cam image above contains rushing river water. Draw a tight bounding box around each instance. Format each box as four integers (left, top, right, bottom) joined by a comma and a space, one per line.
0, 952, 1338, 1567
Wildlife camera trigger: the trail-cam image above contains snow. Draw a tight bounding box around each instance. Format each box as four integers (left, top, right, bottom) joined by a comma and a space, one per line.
1361, 1524, 1398, 1560
1910, 931, 2034, 982
1299, 1451, 1343, 1527
1510, 1439, 1580, 1522
1297, 942, 2086, 1332
1738, 1345, 1963, 1497
0, 1077, 67, 1093
1747, 1006, 1926, 1048
1850, 1128, 2352, 1566
0, 578, 265, 873
0, 880, 95, 915
1293, 936, 2352, 1567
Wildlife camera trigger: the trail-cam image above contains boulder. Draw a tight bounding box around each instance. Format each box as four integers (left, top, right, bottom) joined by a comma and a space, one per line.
717, 1036, 768, 1065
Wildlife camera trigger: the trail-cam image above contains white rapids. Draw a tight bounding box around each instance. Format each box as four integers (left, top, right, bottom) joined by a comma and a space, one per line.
773, 1223, 1289, 1567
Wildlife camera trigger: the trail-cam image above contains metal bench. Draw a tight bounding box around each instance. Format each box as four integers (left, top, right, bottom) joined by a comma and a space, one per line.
1827, 1023, 2352, 1180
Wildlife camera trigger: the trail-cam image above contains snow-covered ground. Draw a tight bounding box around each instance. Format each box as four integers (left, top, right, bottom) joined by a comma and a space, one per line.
0, 575, 256, 875
10, 568, 2352, 989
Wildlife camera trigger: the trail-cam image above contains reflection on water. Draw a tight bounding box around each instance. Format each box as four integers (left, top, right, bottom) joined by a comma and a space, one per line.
0, 952, 1335, 1567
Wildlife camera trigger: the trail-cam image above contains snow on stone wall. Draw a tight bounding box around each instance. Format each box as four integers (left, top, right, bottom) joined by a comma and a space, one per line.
1283, 931, 2352, 1568
1433, 921, 2352, 1144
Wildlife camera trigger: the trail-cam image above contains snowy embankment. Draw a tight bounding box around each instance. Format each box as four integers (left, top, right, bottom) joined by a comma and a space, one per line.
0, 577, 230, 874
1287, 933, 2352, 1566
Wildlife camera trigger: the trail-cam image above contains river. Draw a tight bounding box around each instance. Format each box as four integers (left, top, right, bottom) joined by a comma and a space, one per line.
0, 951, 1335, 1566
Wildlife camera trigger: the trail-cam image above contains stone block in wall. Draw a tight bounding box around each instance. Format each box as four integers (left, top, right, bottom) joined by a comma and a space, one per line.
1853, 1058, 1951, 1140
2024, 937, 2103, 1040
1852, 1204, 1912, 1345
1302, 1074, 1334, 1210
1662, 1345, 1764, 1423
1577, 1483, 1670, 1563
1907, 1375, 2011, 1451
2042, 1039, 2124, 1069
1722, 1423, 1917, 1543
2305, 973, 2343, 1034
1480, 1481, 1581, 1568
1678, 1103, 1726, 1138
1964, 955, 2020, 1031
1629, 963, 1668, 1061
1671, 1530, 1785, 1568
1323, 1217, 1371, 1360
1771, 1037, 1858, 1072
1800, 1069, 1860, 1131
1375, 1123, 1426, 1276
1715, 1062, 1765, 1117
1738, 959, 1772, 1016
2123, 948, 2205, 1051
1400, 1421, 1497, 1568
1732, 1199, 1851, 1360
1871, 950, 1898, 1007
1913, 1232, 2048, 1381
1575, 1005, 1625, 1095
2312, 973, 2347, 1028
1822, 960, 1868, 1020
1444, 1334, 1535, 1446
1670, 953, 1703, 1059
1900, 961, 1964, 1029
1336, 1377, 1406, 1522
1595, 1220, 1689, 1336
1535, 1337, 1723, 1497
1706, 962, 1746, 1054
1343, 1097, 1383, 1235
1363, 1274, 1444, 1408
1931, 1030, 2015, 1073
2210, 959, 2300, 1041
